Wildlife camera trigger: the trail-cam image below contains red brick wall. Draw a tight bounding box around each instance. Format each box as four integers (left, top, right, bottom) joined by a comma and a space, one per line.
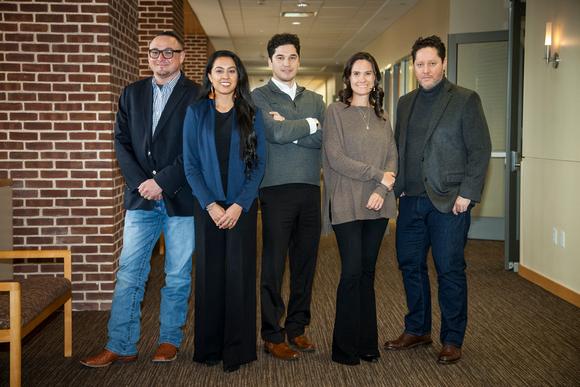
182, 34, 208, 84
138, 0, 185, 78
0, 0, 139, 310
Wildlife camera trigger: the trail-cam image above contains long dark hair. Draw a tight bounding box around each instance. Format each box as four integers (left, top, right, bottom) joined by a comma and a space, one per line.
338, 52, 385, 119
202, 50, 258, 175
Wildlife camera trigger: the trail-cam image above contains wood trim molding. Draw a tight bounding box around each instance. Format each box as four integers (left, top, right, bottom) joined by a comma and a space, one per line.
0, 179, 13, 188
184, 0, 206, 35
519, 265, 580, 308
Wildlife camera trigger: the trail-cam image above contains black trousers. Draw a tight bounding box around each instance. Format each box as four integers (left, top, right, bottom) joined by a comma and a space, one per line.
192, 200, 258, 370
331, 218, 388, 365
259, 184, 321, 343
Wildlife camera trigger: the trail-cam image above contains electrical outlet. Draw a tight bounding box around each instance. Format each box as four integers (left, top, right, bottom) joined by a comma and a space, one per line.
552, 227, 558, 245
559, 230, 566, 248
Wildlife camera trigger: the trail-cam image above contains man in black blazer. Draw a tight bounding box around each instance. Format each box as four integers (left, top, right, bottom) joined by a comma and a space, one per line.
81, 31, 199, 367
384, 36, 491, 364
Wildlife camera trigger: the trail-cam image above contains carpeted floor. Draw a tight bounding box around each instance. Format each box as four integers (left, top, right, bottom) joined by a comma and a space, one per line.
1, 224, 579, 386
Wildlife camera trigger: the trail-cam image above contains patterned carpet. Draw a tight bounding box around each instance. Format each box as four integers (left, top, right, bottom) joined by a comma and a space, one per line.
1, 223, 579, 386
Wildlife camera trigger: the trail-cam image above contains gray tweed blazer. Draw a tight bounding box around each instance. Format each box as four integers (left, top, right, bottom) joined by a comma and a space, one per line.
393, 78, 491, 213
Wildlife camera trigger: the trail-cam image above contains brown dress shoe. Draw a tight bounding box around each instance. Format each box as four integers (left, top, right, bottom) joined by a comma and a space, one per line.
289, 335, 315, 352
152, 343, 178, 362
438, 344, 462, 364
384, 333, 432, 350
264, 341, 299, 361
80, 349, 137, 368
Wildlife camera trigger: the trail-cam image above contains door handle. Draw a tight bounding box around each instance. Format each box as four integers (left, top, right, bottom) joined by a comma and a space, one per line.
510, 150, 522, 172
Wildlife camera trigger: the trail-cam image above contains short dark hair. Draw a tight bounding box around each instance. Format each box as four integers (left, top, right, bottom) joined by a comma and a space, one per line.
411, 35, 445, 62
267, 33, 300, 58
152, 31, 185, 49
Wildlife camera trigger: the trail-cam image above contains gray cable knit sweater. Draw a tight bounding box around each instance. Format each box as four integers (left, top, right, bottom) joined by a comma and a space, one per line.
251, 80, 325, 188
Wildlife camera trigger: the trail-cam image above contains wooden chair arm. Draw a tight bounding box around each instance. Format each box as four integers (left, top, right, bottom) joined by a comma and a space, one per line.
0, 281, 22, 335
0, 282, 21, 292
0, 250, 72, 282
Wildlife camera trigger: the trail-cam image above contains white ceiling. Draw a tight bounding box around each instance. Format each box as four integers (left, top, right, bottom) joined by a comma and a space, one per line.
188, 0, 419, 77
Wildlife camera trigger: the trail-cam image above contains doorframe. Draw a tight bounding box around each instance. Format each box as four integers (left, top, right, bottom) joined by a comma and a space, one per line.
504, 0, 525, 271
447, 21, 523, 270
447, 30, 509, 83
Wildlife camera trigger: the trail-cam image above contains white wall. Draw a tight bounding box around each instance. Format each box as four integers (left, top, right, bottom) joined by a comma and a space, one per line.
520, 0, 580, 293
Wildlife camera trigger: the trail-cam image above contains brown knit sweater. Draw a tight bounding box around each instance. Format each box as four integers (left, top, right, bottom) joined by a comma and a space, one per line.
322, 102, 398, 232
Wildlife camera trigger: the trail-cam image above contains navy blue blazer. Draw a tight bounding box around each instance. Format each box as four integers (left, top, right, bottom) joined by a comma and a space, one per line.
183, 99, 266, 212
115, 73, 199, 216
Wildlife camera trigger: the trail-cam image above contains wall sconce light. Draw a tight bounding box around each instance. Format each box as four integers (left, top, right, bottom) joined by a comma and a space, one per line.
544, 22, 560, 68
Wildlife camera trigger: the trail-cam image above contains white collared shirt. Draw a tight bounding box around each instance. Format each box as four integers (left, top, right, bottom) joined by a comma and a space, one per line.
271, 77, 297, 101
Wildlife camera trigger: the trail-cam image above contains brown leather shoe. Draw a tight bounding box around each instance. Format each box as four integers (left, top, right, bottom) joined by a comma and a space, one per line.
289, 335, 315, 352
264, 341, 299, 361
384, 333, 432, 351
438, 344, 462, 364
152, 343, 178, 362
80, 349, 137, 368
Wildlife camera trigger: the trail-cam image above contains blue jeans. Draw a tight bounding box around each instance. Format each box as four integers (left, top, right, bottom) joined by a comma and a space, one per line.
396, 195, 470, 347
106, 200, 194, 356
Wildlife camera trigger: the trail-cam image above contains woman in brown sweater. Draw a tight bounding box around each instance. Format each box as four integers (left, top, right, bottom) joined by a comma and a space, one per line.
322, 52, 397, 365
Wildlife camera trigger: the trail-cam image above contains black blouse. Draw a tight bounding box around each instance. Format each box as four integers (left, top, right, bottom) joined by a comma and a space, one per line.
214, 108, 233, 194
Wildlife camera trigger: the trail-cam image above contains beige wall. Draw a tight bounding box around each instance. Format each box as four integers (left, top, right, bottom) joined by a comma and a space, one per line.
521, 0, 580, 293
365, 0, 450, 69
449, 0, 508, 34
313, 83, 327, 104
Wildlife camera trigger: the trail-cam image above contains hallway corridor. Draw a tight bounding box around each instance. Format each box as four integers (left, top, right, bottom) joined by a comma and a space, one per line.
1, 227, 578, 386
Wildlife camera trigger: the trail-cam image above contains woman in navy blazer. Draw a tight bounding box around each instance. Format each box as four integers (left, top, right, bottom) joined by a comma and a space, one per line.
183, 50, 266, 372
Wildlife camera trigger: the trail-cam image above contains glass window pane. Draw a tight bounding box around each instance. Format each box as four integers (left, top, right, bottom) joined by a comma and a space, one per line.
457, 41, 508, 152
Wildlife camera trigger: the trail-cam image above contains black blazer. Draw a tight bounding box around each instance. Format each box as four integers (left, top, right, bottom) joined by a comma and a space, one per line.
394, 78, 491, 213
114, 73, 200, 216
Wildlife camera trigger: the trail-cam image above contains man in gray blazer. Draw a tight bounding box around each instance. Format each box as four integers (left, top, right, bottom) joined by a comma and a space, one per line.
384, 35, 491, 364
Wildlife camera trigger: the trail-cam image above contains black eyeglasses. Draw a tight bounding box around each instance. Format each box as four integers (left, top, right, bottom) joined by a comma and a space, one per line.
148, 49, 183, 59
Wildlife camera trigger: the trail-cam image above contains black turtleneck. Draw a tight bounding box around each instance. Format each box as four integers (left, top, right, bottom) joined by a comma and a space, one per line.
404, 79, 445, 196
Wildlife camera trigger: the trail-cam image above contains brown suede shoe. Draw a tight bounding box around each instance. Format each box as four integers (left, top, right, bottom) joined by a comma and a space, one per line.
384, 333, 432, 351
264, 341, 299, 361
80, 349, 137, 368
438, 344, 462, 364
289, 335, 315, 352
152, 343, 178, 362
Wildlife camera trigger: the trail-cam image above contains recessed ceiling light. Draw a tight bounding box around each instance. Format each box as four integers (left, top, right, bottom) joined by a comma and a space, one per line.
281, 11, 316, 18
292, 21, 301, 25
297, 1, 309, 7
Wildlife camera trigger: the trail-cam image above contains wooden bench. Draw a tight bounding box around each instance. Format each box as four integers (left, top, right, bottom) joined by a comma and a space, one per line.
0, 250, 72, 387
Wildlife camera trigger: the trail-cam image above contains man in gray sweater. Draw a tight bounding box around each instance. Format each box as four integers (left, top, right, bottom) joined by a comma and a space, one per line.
251, 33, 325, 361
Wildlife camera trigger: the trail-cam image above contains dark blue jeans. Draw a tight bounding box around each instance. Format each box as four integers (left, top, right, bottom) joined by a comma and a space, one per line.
396, 195, 470, 347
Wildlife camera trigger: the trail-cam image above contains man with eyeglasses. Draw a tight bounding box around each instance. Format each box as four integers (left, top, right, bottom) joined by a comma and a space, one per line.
81, 31, 199, 368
